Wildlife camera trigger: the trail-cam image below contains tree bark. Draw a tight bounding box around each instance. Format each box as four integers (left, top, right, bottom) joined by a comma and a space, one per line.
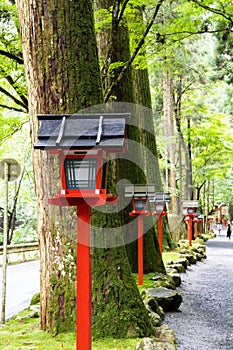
16, 0, 103, 332
16, 0, 154, 338
132, 9, 174, 253
163, 68, 180, 242
95, 1, 167, 273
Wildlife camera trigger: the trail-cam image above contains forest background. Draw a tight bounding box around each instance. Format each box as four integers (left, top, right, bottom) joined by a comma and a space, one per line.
0, 0, 233, 341
1, 0, 233, 243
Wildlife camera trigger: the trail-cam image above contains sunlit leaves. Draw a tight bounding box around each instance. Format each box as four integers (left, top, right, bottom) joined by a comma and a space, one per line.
0, 0, 27, 114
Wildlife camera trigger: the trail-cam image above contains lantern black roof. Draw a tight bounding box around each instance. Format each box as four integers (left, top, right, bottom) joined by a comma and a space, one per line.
124, 184, 156, 198
34, 113, 130, 150
124, 184, 170, 202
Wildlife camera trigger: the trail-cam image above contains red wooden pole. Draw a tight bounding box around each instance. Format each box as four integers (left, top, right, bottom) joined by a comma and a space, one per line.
158, 215, 163, 254
209, 219, 213, 233
188, 217, 193, 246
219, 205, 223, 223
200, 220, 203, 235
76, 201, 91, 350
194, 221, 198, 239
138, 215, 143, 286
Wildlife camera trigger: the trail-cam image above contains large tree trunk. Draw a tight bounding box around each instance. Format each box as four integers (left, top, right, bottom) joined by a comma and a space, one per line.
16, 0, 154, 338
163, 68, 180, 242
133, 66, 174, 252
132, 7, 174, 252
16, 0, 100, 333
95, 0, 166, 275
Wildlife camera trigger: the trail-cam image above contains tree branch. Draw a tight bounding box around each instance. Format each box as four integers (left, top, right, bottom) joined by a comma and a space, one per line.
191, 0, 233, 25
0, 49, 24, 64
0, 86, 27, 110
8, 167, 25, 243
104, 0, 164, 102
0, 67, 28, 110
118, 0, 130, 23
0, 103, 26, 113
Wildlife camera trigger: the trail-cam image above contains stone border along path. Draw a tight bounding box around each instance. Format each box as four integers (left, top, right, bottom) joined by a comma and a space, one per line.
165, 236, 233, 350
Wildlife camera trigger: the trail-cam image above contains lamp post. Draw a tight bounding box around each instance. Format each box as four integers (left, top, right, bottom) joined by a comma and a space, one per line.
208, 218, 213, 233
193, 216, 199, 238
131, 197, 150, 286
34, 113, 129, 350
152, 203, 167, 254
151, 192, 170, 254
199, 218, 203, 235
125, 185, 155, 286
185, 207, 195, 246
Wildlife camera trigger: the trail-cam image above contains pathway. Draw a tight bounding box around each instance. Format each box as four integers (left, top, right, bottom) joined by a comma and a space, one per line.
165, 235, 233, 350
0, 260, 40, 320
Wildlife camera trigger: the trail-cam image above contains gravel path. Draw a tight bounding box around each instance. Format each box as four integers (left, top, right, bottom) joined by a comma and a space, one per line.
164, 235, 233, 350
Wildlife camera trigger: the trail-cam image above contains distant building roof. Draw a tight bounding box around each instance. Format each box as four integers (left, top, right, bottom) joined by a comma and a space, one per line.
34, 113, 130, 150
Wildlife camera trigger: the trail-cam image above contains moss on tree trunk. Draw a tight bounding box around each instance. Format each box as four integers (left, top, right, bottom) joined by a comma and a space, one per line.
16, 0, 155, 339
92, 246, 154, 338
16, 0, 103, 333
95, 0, 167, 276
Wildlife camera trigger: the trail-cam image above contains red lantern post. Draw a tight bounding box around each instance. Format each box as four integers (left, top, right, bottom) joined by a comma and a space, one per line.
209, 218, 213, 233
184, 208, 196, 246
137, 215, 144, 286
129, 195, 151, 286
34, 113, 129, 350
193, 216, 199, 238
125, 185, 155, 286
76, 201, 91, 349
200, 218, 203, 235
151, 193, 170, 254
152, 203, 167, 254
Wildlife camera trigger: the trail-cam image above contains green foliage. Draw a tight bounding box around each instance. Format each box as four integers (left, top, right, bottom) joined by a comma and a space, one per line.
0, 111, 25, 144
94, 8, 112, 32
30, 292, 40, 306
0, 124, 37, 244
214, 28, 233, 83
0, 0, 27, 115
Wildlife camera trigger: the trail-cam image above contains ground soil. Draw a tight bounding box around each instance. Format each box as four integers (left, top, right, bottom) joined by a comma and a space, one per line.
164, 234, 233, 350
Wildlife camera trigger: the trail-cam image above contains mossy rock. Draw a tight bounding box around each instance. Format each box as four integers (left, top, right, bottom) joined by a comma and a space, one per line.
141, 287, 183, 312
30, 292, 40, 305
169, 263, 186, 273
165, 267, 178, 275
175, 258, 190, 269
179, 253, 197, 265
150, 273, 176, 290
191, 244, 206, 254
135, 337, 176, 350
165, 259, 174, 265
193, 252, 205, 261
135, 325, 176, 350
150, 311, 162, 327
167, 273, 181, 287
178, 240, 189, 249
179, 248, 190, 254
143, 294, 164, 319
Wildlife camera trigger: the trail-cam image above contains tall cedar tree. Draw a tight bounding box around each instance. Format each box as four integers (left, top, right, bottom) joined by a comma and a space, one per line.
94, 0, 168, 272
16, 0, 154, 338
131, 6, 174, 253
